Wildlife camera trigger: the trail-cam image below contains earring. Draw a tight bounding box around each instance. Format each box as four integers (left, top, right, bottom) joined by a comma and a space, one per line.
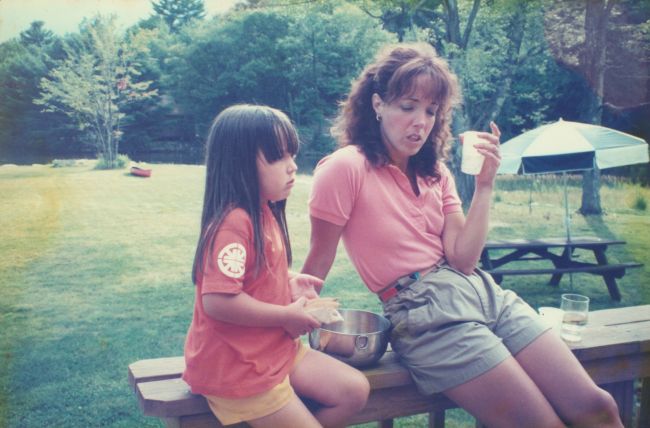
376, 113, 381, 122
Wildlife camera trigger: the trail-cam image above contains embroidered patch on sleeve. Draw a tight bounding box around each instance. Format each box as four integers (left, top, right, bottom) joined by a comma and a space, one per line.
217, 243, 246, 278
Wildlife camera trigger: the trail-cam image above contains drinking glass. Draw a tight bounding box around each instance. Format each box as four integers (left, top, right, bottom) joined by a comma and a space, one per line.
560, 293, 589, 342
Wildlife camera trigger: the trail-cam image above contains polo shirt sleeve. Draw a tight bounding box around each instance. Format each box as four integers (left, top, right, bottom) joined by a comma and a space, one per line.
439, 162, 463, 215
309, 148, 365, 226
201, 209, 253, 295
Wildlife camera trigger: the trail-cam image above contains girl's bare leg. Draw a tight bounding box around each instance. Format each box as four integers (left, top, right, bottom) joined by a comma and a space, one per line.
247, 395, 321, 428
290, 348, 370, 428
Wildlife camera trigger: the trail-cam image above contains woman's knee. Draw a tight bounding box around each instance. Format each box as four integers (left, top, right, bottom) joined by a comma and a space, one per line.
566, 386, 622, 427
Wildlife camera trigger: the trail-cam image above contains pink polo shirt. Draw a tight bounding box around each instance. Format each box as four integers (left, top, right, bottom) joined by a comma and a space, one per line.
309, 146, 463, 293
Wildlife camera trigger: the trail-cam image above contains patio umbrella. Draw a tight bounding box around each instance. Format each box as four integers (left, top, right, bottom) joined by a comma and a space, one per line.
498, 119, 649, 241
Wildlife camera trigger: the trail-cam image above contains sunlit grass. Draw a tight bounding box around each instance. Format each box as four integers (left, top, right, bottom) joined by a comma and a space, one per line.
1, 164, 648, 427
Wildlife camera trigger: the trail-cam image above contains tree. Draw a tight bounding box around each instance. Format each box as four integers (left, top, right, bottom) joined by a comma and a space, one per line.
543, 0, 650, 214
358, 0, 545, 206
34, 15, 157, 168
152, 0, 206, 32
19, 21, 54, 47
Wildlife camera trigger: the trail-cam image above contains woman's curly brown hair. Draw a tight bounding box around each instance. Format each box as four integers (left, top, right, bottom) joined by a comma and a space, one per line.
331, 42, 461, 181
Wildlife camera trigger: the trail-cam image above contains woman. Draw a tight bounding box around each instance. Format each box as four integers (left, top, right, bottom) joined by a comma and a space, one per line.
300, 43, 621, 427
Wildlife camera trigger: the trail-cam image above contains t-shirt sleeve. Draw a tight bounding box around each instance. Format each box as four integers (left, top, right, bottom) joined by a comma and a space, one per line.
309, 148, 364, 226
439, 162, 463, 215
201, 210, 253, 295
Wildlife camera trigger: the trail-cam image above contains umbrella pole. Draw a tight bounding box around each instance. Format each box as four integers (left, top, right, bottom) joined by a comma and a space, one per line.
563, 172, 574, 290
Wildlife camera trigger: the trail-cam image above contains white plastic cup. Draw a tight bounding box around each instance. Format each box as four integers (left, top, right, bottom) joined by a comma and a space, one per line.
461, 131, 485, 175
538, 307, 564, 335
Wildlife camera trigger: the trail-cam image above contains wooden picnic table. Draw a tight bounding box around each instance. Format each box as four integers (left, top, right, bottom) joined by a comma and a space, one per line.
480, 236, 643, 301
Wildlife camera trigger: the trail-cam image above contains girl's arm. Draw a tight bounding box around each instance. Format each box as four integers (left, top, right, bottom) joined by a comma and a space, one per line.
202, 292, 320, 338
300, 216, 345, 281
443, 123, 501, 274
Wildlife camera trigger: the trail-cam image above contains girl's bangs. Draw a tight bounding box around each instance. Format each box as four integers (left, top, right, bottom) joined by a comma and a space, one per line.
262, 118, 300, 162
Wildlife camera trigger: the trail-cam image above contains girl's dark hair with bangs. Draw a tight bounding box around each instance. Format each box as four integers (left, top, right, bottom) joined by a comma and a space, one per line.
192, 104, 300, 284
331, 42, 461, 181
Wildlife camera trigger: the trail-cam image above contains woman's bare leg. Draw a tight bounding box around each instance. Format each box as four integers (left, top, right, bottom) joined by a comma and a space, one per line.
515, 330, 622, 428
443, 355, 564, 428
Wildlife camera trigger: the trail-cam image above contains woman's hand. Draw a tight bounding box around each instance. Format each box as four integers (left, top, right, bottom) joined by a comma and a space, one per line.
473, 121, 502, 187
283, 297, 321, 338
289, 272, 323, 301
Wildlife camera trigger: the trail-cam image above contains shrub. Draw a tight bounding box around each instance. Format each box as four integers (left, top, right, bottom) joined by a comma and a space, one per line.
95, 154, 130, 170
51, 159, 77, 168
633, 194, 647, 211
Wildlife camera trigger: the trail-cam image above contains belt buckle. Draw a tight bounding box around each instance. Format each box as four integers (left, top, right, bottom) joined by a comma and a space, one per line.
381, 271, 421, 302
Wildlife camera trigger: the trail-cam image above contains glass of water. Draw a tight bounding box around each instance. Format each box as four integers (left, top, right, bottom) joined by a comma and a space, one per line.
560, 293, 589, 342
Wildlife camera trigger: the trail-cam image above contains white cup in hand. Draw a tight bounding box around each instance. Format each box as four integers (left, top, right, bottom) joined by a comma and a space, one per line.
461, 131, 485, 175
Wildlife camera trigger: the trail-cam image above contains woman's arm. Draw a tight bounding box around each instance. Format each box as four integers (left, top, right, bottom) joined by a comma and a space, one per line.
300, 216, 345, 281
202, 292, 320, 338
443, 122, 501, 274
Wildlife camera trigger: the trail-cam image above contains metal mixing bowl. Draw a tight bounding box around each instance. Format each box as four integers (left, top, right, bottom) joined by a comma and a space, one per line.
308, 309, 391, 368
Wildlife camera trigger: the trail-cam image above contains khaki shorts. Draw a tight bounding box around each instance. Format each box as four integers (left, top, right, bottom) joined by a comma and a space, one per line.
204, 341, 308, 425
382, 264, 548, 395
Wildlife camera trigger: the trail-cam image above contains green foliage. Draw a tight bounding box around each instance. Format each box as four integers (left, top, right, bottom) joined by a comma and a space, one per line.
19, 21, 54, 47
94, 153, 130, 170
0, 37, 76, 159
34, 15, 157, 168
152, 0, 206, 32
164, 2, 393, 166
633, 194, 647, 211
51, 159, 78, 168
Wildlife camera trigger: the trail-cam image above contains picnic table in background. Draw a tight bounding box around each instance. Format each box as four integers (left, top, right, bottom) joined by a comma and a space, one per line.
480, 236, 643, 301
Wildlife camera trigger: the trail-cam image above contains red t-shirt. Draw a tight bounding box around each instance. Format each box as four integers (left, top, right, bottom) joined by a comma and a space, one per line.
182, 205, 298, 398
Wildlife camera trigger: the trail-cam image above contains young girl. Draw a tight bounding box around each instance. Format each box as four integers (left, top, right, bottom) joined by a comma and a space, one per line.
183, 104, 369, 428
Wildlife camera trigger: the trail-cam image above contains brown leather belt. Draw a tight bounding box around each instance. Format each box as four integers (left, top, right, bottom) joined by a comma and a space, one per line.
378, 265, 437, 303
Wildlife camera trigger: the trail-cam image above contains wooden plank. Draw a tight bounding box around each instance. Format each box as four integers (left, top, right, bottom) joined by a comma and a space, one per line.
581, 305, 650, 327
164, 414, 248, 428
348, 385, 455, 425
484, 236, 626, 250
129, 356, 185, 389
486, 262, 642, 277
137, 378, 210, 418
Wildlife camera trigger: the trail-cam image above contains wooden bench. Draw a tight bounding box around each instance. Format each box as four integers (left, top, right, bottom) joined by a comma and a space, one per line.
129, 305, 650, 427
487, 263, 642, 301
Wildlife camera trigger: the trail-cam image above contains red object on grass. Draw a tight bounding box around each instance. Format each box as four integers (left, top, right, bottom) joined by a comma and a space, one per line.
130, 166, 152, 177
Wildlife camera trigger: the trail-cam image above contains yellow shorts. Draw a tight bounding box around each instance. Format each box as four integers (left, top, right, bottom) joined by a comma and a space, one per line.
204, 341, 308, 425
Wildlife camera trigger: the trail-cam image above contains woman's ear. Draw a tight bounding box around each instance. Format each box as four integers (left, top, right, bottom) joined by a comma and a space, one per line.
371, 93, 383, 116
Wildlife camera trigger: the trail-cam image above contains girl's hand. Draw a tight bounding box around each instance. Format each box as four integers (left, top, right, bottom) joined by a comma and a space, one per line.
283, 297, 321, 338
474, 121, 502, 187
289, 272, 323, 301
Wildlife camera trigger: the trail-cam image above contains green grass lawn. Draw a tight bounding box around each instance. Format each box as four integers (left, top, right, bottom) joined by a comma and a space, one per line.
1, 162, 648, 427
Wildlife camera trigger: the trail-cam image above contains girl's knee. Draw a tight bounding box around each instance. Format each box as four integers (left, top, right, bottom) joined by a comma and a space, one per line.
343, 370, 370, 410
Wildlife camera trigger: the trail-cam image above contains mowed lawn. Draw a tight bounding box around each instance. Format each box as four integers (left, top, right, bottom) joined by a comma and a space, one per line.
1, 162, 648, 427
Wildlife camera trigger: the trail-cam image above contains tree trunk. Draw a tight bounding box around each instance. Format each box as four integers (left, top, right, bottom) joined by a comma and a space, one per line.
579, 0, 613, 215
